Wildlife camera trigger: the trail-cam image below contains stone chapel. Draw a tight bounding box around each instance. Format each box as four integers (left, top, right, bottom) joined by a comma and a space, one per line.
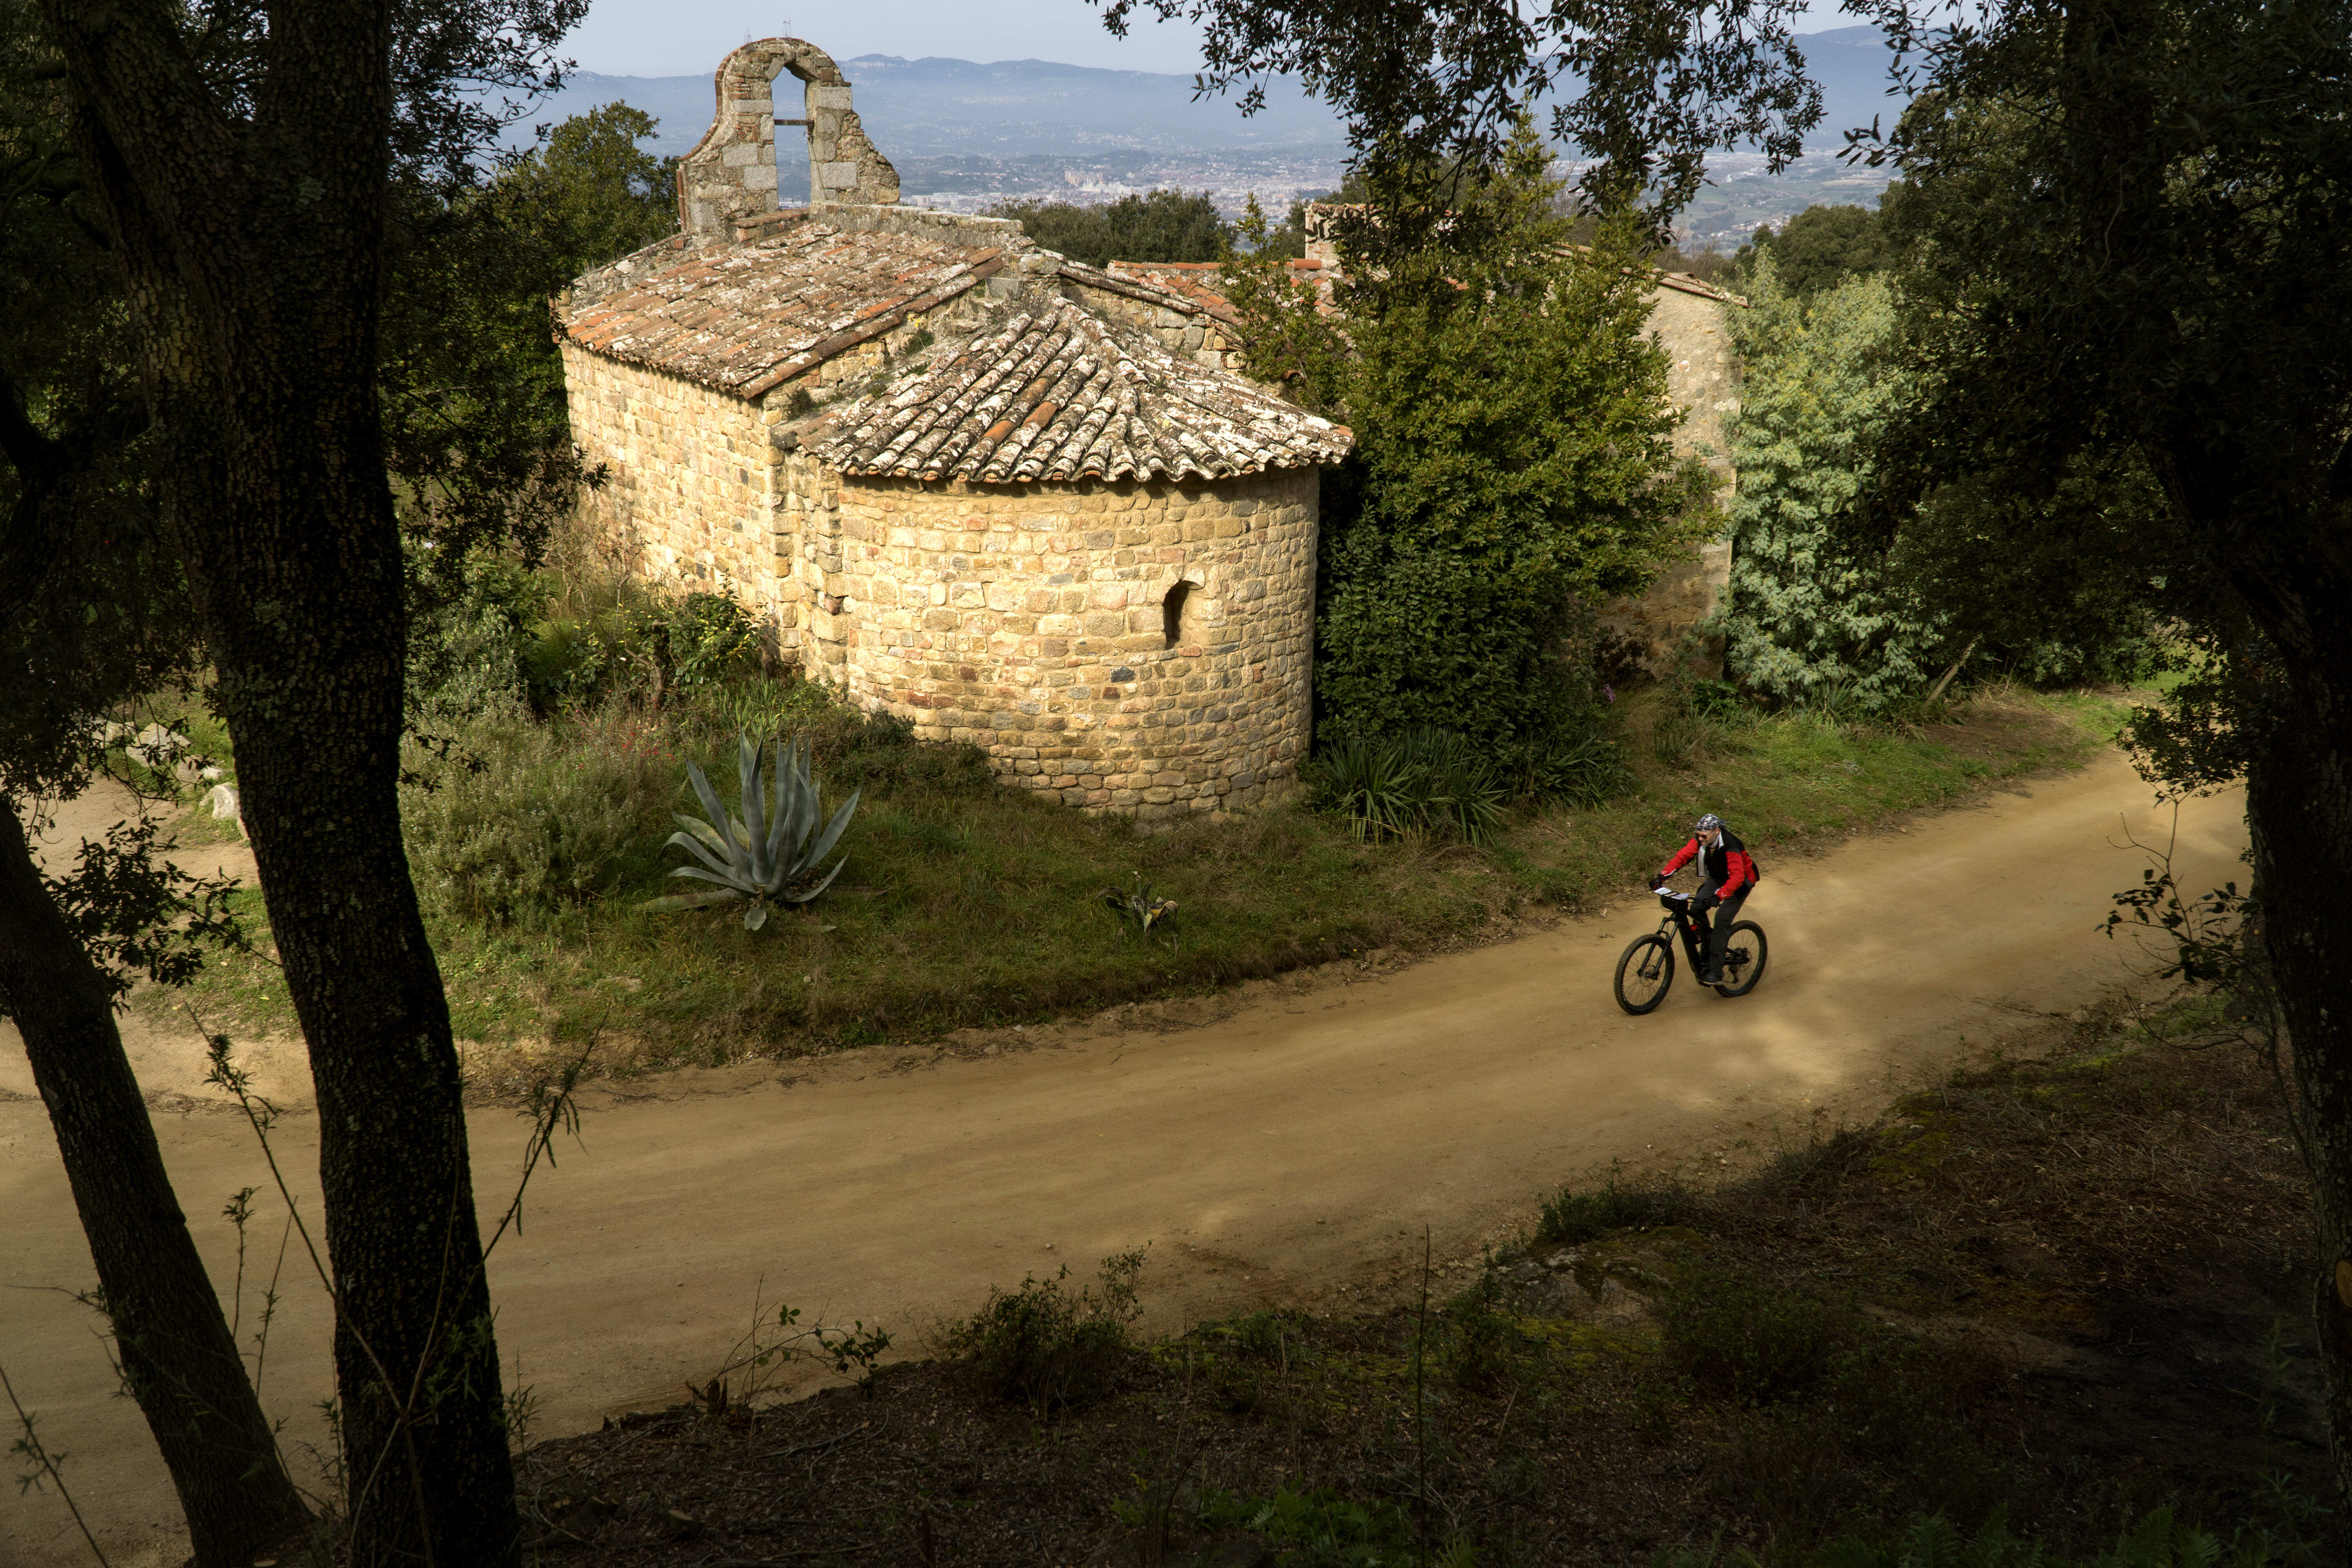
558, 38, 1354, 821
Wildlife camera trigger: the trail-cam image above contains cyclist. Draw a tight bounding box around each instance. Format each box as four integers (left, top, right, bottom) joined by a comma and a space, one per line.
1652, 813, 1757, 986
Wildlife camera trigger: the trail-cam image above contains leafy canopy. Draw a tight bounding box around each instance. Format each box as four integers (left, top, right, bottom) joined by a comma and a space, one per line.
1720, 256, 1941, 712
1098, 0, 1824, 246
1732, 196, 1909, 298
1226, 124, 1714, 775
989, 188, 1229, 269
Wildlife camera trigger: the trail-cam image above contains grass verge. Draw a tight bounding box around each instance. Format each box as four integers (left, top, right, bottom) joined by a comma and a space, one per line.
155, 678, 2126, 1078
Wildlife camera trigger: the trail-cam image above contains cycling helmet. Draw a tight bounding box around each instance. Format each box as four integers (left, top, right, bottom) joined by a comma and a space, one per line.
1694, 813, 1724, 833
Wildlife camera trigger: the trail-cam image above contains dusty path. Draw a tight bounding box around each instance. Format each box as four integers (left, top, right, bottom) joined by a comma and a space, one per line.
2, 753, 2245, 1564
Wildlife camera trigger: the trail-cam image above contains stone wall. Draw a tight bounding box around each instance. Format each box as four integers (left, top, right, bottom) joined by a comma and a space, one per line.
792, 466, 1321, 819
560, 343, 791, 625
1602, 279, 1742, 671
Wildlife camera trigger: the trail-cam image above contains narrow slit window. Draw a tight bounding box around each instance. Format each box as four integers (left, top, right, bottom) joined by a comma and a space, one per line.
1162, 581, 1196, 648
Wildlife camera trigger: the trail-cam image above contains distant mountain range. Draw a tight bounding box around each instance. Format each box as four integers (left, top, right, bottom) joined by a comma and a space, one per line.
520, 29, 1914, 162
512, 31, 1909, 236
518, 55, 1345, 159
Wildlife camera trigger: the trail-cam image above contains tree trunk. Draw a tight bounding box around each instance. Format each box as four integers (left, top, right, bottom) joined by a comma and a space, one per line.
0, 803, 310, 1563
2249, 648, 2352, 1504
38, 3, 521, 1560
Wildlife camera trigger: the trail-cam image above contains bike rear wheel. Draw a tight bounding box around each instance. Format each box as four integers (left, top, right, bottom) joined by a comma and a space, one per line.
1711, 920, 1768, 996
1614, 933, 1675, 1014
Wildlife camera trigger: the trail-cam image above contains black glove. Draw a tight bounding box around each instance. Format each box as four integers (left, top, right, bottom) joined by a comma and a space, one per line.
1691, 890, 1720, 913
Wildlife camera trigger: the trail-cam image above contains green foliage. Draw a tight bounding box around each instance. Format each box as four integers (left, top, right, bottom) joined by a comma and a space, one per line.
944, 1250, 1147, 1413
1732, 197, 1906, 297
382, 103, 678, 622
526, 583, 764, 710
1219, 192, 1353, 414
1312, 726, 1512, 845
1719, 257, 1944, 713
1846, 0, 2352, 822
1286, 124, 1716, 770
1438, 1272, 1519, 1392
43, 814, 249, 1001
399, 701, 680, 927
1533, 1179, 1699, 1247
989, 188, 1229, 268
406, 546, 546, 723
1719, 250, 2158, 711
0, 6, 203, 801
644, 734, 860, 930
1655, 1271, 1862, 1406
1195, 1485, 1429, 1566
490, 103, 679, 277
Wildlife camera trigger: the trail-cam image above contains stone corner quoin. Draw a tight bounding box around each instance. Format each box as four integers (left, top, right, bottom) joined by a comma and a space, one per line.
555, 36, 1737, 820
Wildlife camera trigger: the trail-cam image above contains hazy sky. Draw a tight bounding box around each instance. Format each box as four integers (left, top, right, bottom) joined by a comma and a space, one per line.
562, 0, 1855, 78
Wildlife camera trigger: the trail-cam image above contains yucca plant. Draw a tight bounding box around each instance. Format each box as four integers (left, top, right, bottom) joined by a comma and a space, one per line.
643, 733, 858, 929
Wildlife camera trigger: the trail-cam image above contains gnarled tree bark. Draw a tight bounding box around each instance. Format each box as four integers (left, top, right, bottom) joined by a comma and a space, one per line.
35, 1, 521, 1559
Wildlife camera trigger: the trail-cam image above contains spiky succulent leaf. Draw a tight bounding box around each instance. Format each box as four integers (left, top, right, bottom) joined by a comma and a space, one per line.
799, 790, 860, 878
665, 819, 736, 876
641, 887, 744, 912
645, 730, 860, 923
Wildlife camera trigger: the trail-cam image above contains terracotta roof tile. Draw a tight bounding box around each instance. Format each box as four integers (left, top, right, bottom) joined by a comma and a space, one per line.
815, 299, 1351, 484
561, 223, 1002, 396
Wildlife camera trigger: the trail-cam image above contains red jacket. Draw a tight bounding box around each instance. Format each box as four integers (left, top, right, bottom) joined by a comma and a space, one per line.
1660, 830, 1756, 897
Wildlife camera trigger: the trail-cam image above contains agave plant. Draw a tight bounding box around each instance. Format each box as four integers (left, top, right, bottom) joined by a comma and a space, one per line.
1099, 875, 1178, 945
643, 733, 859, 930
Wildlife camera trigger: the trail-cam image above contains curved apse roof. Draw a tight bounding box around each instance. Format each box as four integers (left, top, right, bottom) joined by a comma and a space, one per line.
812, 299, 1352, 485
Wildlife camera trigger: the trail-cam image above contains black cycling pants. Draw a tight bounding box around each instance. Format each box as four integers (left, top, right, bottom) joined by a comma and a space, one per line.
1692, 882, 1748, 976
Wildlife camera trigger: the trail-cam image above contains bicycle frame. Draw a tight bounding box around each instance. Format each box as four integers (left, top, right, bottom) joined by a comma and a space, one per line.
1652, 891, 1715, 972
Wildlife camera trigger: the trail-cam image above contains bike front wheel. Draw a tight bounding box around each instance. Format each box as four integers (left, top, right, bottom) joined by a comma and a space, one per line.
1712, 921, 1769, 997
1614, 933, 1675, 1014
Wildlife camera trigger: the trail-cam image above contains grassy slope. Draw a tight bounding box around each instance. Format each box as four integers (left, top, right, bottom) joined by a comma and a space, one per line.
158, 683, 2127, 1074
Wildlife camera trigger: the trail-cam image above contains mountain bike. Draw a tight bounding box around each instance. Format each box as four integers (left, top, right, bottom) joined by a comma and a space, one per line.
1612, 888, 1768, 1015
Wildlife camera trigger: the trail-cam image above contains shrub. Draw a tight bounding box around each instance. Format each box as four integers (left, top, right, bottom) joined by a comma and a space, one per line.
1439, 1272, 1519, 1392
407, 548, 544, 723
1313, 725, 1510, 844
680, 677, 996, 797
1717, 257, 1946, 717
989, 189, 1229, 268
399, 700, 679, 926
1196, 1486, 1423, 1567
944, 1250, 1146, 1413
1533, 1180, 1700, 1247
526, 582, 762, 711
1655, 1271, 1862, 1406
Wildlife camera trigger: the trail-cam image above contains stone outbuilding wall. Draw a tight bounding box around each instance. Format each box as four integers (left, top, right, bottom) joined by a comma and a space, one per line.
1600, 275, 1742, 669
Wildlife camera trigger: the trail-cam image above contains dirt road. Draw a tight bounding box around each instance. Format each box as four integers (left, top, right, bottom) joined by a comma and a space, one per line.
2, 753, 2246, 1564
